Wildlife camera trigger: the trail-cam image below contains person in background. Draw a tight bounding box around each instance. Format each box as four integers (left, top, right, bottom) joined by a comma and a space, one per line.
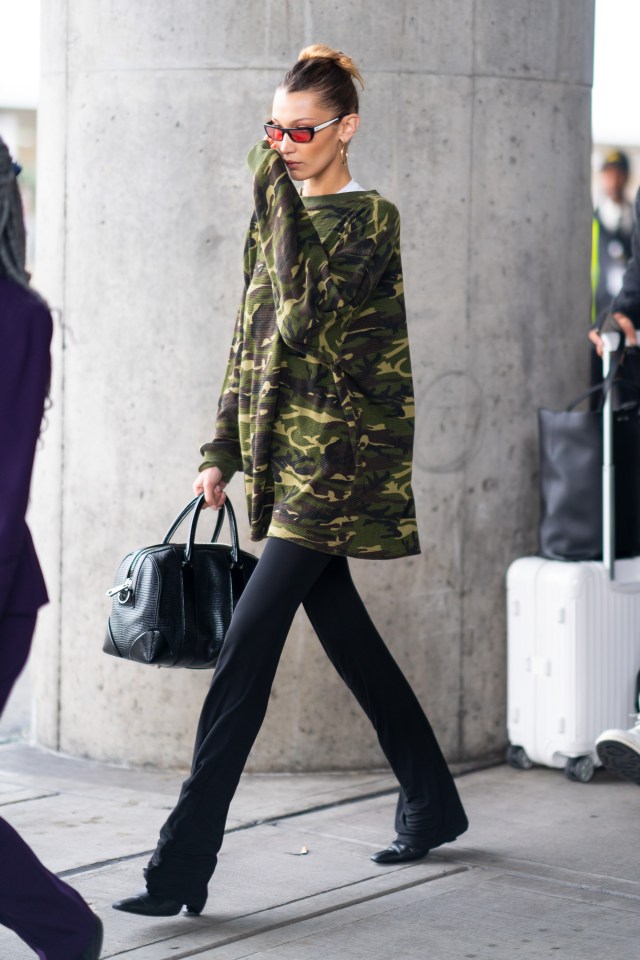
0, 138, 103, 958
589, 184, 640, 356
590, 149, 635, 393
589, 166, 640, 787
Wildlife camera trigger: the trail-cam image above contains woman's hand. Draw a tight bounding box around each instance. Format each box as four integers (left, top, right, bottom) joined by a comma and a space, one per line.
613, 312, 637, 346
193, 466, 227, 509
589, 312, 637, 357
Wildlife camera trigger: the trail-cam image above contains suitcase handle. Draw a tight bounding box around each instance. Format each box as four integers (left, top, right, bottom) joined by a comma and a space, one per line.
565, 337, 626, 412
602, 331, 621, 579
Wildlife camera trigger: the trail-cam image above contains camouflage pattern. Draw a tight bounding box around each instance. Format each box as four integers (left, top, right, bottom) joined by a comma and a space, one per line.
199, 140, 420, 559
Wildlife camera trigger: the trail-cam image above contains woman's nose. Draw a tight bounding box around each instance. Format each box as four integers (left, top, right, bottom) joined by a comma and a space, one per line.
278, 133, 296, 154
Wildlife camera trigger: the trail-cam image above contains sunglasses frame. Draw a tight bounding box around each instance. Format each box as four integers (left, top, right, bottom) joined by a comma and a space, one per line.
263, 115, 342, 144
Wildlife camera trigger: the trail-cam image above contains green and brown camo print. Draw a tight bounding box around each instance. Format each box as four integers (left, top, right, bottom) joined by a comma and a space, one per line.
199, 140, 420, 559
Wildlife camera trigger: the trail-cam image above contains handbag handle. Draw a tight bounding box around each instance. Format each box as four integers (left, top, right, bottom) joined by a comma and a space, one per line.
183, 494, 242, 566
163, 496, 225, 545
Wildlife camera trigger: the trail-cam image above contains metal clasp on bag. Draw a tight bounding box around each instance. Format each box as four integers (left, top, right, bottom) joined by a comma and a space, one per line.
106, 578, 133, 604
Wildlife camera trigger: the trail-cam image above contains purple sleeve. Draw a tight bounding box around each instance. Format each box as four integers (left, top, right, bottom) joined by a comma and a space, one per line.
0, 304, 52, 618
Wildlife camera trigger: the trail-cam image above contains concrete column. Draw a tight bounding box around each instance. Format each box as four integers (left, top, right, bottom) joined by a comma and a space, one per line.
32, 0, 594, 769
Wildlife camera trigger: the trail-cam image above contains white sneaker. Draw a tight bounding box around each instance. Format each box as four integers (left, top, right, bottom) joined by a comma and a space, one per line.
596, 717, 640, 784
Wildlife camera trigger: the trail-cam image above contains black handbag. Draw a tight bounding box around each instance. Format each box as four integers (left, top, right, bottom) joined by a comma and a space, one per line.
104, 495, 258, 668
538, 345, 640, 561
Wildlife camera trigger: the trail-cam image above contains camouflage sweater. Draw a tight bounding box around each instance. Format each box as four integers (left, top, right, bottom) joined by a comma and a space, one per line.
199, 140, 420, 559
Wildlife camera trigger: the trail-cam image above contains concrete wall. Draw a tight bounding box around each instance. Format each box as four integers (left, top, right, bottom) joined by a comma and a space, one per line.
31, 0, 595, 770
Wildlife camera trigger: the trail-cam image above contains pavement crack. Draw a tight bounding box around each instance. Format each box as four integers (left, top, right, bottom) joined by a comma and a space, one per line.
57, 786, 400, 878
58, 849, 156, 878
226, 785, 399, 832
0, 791, 60, 808
485, 867, 640, 904
108, 865, 470, 959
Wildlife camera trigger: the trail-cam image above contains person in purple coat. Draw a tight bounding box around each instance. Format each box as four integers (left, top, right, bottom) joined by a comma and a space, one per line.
0, 140, 103, 958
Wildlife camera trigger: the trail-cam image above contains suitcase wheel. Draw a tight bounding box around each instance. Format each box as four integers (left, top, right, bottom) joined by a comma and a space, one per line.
564, 755, 595, 783
506, 745, 533, 770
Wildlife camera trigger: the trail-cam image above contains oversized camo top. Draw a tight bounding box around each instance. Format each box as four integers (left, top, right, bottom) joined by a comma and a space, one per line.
199, 140, 420, 559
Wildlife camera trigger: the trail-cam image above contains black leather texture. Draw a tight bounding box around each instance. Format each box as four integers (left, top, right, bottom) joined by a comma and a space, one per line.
104, 496, 258, 668
538, 402, 640, 561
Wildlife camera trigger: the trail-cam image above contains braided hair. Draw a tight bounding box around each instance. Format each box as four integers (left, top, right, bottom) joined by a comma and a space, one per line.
0, 136, 31, 288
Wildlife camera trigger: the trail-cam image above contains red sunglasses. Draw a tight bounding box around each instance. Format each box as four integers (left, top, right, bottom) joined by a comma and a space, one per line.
263, 116, 342, 144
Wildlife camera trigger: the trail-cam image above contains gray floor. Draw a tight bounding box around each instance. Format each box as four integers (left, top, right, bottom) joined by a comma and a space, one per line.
0, 742, 638, 959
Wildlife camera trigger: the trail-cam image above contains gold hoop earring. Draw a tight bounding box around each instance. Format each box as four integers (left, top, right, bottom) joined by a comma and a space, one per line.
339, 141, 349, 166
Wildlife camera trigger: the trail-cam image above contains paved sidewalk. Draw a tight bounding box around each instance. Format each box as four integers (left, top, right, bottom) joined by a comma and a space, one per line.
0, 741, 638, 959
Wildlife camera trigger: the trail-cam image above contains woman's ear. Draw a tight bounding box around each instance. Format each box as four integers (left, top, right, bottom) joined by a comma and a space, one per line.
340, 114, 360, 142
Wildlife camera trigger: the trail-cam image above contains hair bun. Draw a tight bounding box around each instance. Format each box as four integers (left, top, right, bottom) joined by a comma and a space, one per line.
297, 45, 364, 89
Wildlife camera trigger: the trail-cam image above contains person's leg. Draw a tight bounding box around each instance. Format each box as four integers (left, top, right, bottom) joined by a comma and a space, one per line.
0, 614, 102, 960
140, 538, 331, 908
0, 818, 102, 960
302, 557, 468, 848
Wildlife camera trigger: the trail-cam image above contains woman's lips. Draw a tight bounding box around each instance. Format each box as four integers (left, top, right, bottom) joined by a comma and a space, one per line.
285, 161, 301, 169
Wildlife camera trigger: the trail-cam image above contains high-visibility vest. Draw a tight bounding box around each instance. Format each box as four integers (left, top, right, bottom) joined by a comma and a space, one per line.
591, 216, 600, 327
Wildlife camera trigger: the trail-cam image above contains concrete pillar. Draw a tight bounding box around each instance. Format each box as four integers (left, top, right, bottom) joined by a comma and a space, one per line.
31, 0, 594, 769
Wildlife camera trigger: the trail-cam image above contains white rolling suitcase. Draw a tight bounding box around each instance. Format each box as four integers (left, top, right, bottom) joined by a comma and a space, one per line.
506, 333, 640, 782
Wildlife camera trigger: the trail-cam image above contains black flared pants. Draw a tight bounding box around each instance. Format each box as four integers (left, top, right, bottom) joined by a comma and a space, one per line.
144, 538, 467, 907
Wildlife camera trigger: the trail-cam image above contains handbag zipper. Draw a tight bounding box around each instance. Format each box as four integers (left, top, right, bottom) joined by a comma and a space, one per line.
106, 577, 134, 602
107, 541, 240, 604
106, 544, 167, 603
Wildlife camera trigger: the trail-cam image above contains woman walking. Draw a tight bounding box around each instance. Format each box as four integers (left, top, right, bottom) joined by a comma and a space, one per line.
0, 139, 103, 959
114, 45, 468, 918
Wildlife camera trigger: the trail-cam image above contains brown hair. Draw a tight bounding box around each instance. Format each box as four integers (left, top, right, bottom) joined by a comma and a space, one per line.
281, 45, 364, 116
